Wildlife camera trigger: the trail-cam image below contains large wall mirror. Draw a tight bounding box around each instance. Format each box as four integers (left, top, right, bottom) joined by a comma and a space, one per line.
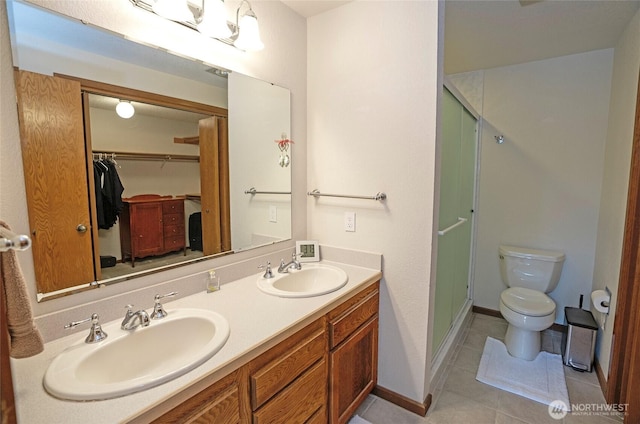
7, 0, 292, 300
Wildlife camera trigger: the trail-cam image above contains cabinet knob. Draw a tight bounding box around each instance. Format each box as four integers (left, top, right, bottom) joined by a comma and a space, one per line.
76, 224, 87, 233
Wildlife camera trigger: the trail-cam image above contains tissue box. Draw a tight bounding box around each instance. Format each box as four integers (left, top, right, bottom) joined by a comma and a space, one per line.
562, 307, 598, 372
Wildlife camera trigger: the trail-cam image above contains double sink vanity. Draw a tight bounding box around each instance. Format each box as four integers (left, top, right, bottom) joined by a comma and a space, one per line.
11, 258, 381, 423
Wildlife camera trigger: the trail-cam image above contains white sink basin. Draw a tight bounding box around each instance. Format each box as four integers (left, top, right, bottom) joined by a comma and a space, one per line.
44, 308, 230, 401
257, 263, 348, 298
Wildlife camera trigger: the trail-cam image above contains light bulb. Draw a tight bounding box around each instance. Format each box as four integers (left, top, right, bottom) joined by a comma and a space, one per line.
198, 0, 232, 39
233, 11, 264, 51
116, 101, 135, 119
152, 0, 193, 22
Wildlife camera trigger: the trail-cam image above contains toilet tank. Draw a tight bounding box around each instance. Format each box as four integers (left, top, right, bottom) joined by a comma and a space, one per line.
499, 245, 565, 293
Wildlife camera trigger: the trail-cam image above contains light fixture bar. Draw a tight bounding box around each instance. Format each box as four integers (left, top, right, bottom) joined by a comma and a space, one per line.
130, 0, 237, 47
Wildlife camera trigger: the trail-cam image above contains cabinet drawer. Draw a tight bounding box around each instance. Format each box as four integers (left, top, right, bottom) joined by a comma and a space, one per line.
163, 213, 184, 226
330, 288, 379, 348
251, 329, 325, 409
253, 359, 327, 424
152, 370, 241, 424
163, 224, 185, 237
162, 200, 184, 214
164, 236, 185, 250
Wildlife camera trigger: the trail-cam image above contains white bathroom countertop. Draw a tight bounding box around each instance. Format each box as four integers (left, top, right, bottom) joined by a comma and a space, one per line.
10, 261, 382, 424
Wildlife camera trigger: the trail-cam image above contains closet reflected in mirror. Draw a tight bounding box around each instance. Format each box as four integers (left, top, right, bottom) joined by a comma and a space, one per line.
87, 92, 226, 281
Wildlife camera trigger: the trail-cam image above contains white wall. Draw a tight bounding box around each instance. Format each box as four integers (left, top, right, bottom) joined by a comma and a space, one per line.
229, 72, 292, 250
592, 8, 640, 379
465, 50, 614, 324
0, 0, 307, 316
307, 1, 442, 402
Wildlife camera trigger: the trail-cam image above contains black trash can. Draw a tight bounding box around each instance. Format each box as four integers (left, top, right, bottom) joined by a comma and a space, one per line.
562, 307, 598, 372
189, 212, 203, 252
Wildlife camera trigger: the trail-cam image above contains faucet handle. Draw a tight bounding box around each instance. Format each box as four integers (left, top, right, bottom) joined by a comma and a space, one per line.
151, 292, 177, 320
65, 313, 108, 344
258, 261, 274, 279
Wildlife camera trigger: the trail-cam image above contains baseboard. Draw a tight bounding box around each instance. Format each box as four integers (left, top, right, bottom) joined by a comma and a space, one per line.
472, 305, 502, 318
371, 385, 432, 417
594, 357, 608, 400
472, 305, 567, 332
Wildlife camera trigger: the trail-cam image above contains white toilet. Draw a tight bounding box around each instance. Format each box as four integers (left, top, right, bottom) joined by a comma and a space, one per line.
498, 245, 565, 360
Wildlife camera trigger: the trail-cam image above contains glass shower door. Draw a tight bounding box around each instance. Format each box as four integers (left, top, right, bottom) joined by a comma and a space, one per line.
432, 88, 477, 356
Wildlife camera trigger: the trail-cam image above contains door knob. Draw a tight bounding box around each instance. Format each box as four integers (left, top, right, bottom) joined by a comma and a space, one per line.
76, 224, 87, 233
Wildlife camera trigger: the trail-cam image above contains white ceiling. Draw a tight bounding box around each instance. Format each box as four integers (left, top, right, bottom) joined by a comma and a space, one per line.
445, 0, 640, 74
280, 1, 640, 75
280, 0, 351, 18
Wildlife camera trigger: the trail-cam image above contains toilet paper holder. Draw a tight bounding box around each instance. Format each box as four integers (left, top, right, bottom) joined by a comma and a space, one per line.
591, 288, 611, 314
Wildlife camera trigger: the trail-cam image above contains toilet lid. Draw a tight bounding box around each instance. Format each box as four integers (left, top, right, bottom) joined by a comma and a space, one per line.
501, 287, 555, 317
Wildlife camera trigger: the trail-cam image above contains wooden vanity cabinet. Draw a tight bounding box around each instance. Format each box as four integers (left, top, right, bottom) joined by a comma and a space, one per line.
148, 280, 380, 424
119, 195, 186, 266
328, 282, 380, 424
248, 318, 328, 424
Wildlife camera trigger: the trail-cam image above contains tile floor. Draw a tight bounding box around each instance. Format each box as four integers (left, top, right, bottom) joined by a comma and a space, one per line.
353, 313, 625, 424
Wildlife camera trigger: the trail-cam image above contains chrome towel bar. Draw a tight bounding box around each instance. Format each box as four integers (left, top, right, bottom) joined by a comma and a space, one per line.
244, 187, 291, 195
307, 189, 387, 201
438, 217, 467, 236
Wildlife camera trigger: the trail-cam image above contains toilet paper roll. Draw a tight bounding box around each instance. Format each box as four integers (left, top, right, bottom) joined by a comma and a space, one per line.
591, 290, 610, 314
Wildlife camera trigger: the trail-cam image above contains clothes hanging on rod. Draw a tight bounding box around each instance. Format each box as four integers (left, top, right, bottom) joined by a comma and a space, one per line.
93, 157, 124, 229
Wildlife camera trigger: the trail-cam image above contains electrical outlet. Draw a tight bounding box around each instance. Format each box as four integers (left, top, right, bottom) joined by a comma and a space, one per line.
344, 211, 356, 232
269, 205, 277, 223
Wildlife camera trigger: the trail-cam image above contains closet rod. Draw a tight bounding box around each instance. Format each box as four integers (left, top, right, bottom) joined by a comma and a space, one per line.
307, 189, 387, 201
92, 150, 199, 162
244, 187, 292, 195
0, 226, 31, 252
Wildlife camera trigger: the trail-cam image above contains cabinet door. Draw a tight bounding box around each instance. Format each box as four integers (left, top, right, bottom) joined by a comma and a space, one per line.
15, 70, 95, 292
131, 203, 163, 258
330, 317, 379, 424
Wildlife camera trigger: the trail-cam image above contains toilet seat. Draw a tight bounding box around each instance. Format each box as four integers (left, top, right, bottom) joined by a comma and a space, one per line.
500, 287, 555, 317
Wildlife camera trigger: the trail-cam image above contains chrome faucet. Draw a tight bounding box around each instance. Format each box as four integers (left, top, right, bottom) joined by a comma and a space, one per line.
278, 252, 302, 273
121, 305, 150, 331
151, 292, 178, 320
64, 313, 108, 343
258, 261, 274, 279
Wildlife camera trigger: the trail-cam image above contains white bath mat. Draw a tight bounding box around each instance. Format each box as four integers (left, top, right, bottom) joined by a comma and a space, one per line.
348, 415, 372, 424
476, 337, 570, 411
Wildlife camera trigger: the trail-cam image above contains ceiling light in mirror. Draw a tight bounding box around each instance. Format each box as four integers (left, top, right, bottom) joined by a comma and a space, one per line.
115, 100, 135, 119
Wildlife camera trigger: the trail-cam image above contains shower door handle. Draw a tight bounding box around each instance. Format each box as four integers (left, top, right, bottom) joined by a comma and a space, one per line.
438, 217, 467, 236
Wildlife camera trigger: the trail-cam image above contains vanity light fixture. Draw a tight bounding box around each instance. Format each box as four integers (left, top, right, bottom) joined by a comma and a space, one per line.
131, 0, 264, 51
116, 100, 135, 119
152, 0, 193, 22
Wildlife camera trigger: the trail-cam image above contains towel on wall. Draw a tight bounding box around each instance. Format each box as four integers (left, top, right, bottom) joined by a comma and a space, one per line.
0, 221, 44, 358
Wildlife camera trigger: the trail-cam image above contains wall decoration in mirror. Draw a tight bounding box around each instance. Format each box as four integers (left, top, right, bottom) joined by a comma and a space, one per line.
6, 0, 291, 300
